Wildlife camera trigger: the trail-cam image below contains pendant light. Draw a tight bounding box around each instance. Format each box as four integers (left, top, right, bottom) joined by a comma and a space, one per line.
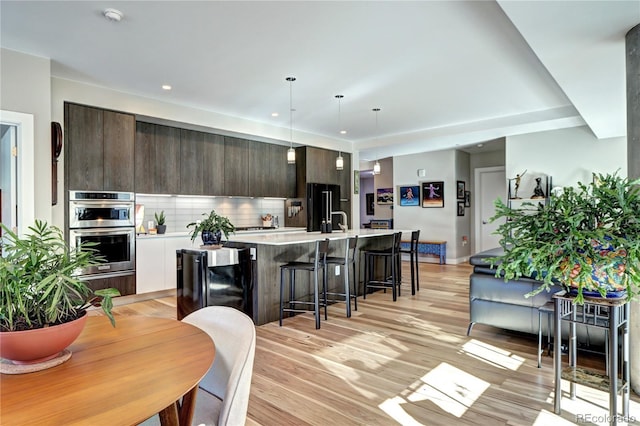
372, 108, 381, 175
286, 77, 296, 164
335, 95, 345, 170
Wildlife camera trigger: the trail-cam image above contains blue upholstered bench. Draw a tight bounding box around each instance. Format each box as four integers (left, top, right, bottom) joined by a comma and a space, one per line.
400, 240, 446, 264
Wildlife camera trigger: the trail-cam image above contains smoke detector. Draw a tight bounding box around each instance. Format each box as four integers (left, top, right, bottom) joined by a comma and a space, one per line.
103, 8, 123, 22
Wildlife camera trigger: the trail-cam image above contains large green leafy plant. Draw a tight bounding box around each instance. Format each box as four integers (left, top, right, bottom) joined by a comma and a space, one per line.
187, 209, 235, 242
0, 220, 120, 332
490, 172, 640, 304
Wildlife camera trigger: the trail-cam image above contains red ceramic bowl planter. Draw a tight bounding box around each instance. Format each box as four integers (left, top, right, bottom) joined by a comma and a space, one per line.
0, 312, 88, 364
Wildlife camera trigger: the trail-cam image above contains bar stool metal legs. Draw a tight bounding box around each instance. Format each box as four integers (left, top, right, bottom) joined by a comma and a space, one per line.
325, 236, 359, 317
401, 230, 420, 295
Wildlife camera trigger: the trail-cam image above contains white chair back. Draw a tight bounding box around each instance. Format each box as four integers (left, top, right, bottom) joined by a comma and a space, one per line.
183, 306, 256, 426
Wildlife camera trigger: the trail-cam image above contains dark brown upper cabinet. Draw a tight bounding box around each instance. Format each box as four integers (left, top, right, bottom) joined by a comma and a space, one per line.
64, 103, 135, 192
135, 122, 181, 194
223, 136, 249, 196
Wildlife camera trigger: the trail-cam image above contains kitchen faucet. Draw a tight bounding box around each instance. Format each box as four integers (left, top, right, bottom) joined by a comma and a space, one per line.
331, 211, 348, 232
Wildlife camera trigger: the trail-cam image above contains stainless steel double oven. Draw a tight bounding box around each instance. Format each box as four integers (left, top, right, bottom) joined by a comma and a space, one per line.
68, 190, 135, 278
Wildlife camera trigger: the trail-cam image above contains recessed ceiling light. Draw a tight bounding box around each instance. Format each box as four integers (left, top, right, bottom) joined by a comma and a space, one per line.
477, 143, 484, 148
162, 85, 172, 91
340, 130, 347, 134
103, 8, 123, 22
271, 112, 279, 117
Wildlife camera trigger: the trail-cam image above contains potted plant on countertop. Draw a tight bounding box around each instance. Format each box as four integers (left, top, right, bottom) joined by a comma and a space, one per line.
187, 209, 235, 248
0, 220, 120, 366
154, 210, 167, 234
489, 172, 640, 304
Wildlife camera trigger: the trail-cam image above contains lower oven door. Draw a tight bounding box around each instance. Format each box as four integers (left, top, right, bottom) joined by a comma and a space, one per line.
69, 227, 135, 276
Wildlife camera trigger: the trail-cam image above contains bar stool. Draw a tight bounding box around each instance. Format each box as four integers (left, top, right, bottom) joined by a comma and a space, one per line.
363, 232, 402, 301
400, 230, 420, 295
279, 239, 329, 329
325, 236, 359, 318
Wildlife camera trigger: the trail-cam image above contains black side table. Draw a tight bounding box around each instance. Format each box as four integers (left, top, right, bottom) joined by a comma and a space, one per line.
553, 291, 630, 425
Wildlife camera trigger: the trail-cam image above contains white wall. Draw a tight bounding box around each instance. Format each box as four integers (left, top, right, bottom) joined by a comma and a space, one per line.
506, 127, 627, 187
0, 48, 51, 223
393, 149, 464, 262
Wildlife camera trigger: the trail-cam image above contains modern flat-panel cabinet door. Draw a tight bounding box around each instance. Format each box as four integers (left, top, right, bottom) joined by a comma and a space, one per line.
202, 133, 225, 195
103, 110, 135, 192
268, 144, 296, 198
135, 122, 181, 194
224, 136, 249, 196
180, 129, 205, 195
65, 103, 104, 190
248, 141, 269, 197
65, 103, 134, 192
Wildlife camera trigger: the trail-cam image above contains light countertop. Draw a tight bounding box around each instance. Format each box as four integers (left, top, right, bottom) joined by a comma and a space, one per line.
225, 228, 413, 246
136, 227, 306, 240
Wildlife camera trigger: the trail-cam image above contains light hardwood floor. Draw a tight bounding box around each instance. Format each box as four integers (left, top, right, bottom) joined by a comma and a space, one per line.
104, 262, 639, 425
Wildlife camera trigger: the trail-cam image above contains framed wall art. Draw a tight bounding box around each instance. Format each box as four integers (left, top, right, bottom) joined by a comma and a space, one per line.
457, 181, 465, 200
377, 188, 393, 204
422, 181, 444, 208
398, 185, 420, 206
366, 193, 374, 215
457, 201, 465, 216
464, 190, 471, 207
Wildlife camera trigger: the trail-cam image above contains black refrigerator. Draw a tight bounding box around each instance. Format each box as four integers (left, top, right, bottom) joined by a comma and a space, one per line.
306, 182, 341, 232
176, 247, 253, 321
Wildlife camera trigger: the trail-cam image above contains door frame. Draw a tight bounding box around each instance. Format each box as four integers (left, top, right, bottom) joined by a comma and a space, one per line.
474, 166, 505, 254
0, 110, 34, 235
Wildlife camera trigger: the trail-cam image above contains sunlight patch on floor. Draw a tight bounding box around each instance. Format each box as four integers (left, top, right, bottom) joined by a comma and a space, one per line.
460, 339, 525, 371
379, 362, 489, 420
395, 314, 462, 344
532, 409, 576, 425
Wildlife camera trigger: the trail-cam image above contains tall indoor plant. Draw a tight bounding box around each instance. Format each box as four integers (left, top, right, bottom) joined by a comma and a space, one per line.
490, 172, 640, 304
187, 209, 235, 246
0, 220, 120, 363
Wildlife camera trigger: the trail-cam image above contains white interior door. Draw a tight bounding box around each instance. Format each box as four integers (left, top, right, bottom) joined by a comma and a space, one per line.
474, 166, 505, 253
0, 110, 35, 236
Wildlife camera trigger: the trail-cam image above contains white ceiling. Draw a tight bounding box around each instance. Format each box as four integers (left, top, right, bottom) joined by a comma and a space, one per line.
1, 1, 637, 161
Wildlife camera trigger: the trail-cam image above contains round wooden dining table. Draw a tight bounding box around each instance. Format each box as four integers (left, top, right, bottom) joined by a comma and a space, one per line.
0, 315, 215, 426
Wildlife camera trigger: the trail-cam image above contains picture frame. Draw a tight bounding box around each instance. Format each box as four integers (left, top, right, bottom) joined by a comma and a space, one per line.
457, 180, 465, 200
464, 190, 470, 207
366, 193, 375, 215
376, 188, 393, 204
354, 170, 360, 194
422, 181, 444, 208
398, 185, 420, 206
457, 201, 465, 216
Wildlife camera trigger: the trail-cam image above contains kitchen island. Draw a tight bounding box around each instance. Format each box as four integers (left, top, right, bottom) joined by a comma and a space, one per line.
225, 229, 409, 325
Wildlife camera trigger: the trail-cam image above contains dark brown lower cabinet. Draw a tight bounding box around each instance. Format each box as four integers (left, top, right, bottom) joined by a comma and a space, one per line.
83, 273, 136, 297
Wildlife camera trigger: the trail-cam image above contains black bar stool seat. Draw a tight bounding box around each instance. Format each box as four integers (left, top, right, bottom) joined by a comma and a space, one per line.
279, 239, 329, 329
325, 236, 359, 317
363, 232, 402, 301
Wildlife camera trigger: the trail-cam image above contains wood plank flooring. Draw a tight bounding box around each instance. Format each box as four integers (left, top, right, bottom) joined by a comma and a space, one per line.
103, 262, 640, 425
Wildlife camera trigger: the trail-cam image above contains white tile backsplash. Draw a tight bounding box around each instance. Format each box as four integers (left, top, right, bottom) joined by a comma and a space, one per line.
136, 195, 286, 232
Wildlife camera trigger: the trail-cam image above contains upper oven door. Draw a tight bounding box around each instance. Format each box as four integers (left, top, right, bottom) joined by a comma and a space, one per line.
69, 200, 135, 228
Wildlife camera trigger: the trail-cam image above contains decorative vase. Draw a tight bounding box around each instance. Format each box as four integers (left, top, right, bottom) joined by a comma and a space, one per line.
156, 224, 167, 234
562, 238, 628, 299
201, 230, 222, 246
0, 311, 88, 364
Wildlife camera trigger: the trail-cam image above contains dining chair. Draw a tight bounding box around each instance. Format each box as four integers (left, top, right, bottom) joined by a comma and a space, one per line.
184, 306, 256, 426
138, 306, 256, 426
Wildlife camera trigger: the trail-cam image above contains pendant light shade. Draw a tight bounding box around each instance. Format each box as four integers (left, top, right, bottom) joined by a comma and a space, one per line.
373, 160, 381, 175
372, 108, 381, 175
286, 77, 296, 164
335, 94, 345, 170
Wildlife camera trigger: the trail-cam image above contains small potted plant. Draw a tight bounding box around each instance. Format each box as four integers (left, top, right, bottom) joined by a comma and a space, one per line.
0, 220, 120, 364
187, 210, 235, 247
490, 172, 640, 304
154, 211, 167, 234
